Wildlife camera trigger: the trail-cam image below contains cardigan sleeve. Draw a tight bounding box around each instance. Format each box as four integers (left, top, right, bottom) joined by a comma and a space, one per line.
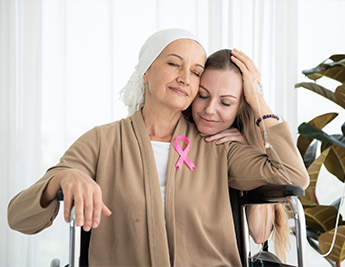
227, 122, 309, 191
7, 126, 100, 234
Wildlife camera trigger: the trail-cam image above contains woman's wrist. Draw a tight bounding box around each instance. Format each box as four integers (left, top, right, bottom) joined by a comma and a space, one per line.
40, 175, 61, 208
256, 114, 280, 127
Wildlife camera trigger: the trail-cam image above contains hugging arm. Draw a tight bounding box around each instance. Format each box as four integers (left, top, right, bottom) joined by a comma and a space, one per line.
204, 127, 276, 243
202, 127, 247, 145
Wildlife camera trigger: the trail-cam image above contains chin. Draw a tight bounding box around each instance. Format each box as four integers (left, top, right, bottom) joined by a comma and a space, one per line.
198, 126, 216, 136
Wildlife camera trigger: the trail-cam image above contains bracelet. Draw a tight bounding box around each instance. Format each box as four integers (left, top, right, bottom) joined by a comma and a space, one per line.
256, 114, 280, 127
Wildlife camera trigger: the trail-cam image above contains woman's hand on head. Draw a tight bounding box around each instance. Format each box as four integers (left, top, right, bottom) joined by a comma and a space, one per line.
230, 49, 262, 106
201, 127, 247, 145
230, 49, 275, 124
41, 169, 111, 232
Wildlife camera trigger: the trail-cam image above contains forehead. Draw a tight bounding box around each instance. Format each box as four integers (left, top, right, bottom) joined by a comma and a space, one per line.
160, 39, 206, 62
201, 69, 242, 96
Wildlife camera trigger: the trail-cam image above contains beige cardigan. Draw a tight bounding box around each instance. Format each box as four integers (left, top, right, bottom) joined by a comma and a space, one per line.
8, 110, 309, 266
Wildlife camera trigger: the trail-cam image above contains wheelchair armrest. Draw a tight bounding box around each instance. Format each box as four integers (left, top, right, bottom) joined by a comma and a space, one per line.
240, 184, 304, 205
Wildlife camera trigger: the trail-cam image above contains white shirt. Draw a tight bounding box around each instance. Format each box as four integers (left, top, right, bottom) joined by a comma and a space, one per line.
151, 140, 170, 214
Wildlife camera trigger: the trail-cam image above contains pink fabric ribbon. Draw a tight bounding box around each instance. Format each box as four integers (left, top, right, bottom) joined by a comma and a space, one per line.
173, 135, 195, 171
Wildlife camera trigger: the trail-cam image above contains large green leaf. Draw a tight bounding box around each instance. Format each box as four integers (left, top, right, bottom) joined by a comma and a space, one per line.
335, 84, 345, 109
330, 55, 345, 62
323, 144, 345, 183
300, 189, 318, 208
305, 205, 341, 232
298, 123, 345, 148
303, 141, 318, 169
302, 54, 345, 83
306, 147, 331, 191
295, 82, 345, 110
308, 113, 339, 130
319, 225, 345, 263
295, 82, 338, 104
299, 148, 331, 207
321, 135, 345, 152
297, 113, 338, 157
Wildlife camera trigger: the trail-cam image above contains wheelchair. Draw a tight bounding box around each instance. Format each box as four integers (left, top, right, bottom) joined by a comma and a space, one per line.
51, 184, 306, 267
231, 184, 307, 267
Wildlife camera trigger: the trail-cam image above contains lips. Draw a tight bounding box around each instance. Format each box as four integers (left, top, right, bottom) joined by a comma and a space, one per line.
169, 86, 188, 96
200, 116, 218, 124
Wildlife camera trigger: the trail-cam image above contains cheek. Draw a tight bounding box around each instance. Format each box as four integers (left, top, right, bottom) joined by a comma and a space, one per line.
220, 108, 237, 125
189, 86, 199, 102
192, 98, 203, 114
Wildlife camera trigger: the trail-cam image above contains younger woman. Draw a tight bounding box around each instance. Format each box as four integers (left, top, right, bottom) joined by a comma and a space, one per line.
189, 48, 290, 262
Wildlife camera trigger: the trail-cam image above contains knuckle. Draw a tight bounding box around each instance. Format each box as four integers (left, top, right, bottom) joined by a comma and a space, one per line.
75, 211, 84, 219
84, 201, 92, 210
93, 213, 101, 222
93, 204, 102, 214
74, 198, 83, 206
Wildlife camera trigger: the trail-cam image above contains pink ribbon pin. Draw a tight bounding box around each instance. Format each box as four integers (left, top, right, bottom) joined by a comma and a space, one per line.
173, 135, 195, 171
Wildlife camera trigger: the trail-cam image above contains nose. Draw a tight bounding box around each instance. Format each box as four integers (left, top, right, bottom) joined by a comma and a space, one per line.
205, 100, 217, 115
177, 68, 190, 85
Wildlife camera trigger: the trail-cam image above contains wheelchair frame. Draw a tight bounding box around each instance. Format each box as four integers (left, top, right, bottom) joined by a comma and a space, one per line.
239, 185, 308, 267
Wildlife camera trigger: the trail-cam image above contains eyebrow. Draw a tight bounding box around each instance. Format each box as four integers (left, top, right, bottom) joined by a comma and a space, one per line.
199, 85, 237, 99
167, 53, 204, 69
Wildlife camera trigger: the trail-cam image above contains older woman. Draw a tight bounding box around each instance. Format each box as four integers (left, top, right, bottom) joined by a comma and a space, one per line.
8, 29, 308, 266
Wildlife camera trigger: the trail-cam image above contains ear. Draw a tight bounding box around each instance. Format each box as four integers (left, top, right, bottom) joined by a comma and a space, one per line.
143, 73, 148, 84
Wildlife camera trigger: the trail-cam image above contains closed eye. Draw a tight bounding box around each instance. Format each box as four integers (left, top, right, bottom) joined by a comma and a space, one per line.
192, 71, 201, 77
168, 62, 179, 67
198, 94, 208, 99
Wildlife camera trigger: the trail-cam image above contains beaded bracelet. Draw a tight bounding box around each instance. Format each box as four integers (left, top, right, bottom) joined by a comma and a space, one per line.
256, 114, 280, 127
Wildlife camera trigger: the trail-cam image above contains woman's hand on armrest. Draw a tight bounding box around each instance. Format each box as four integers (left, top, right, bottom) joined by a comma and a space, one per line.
40, 169, 111, 232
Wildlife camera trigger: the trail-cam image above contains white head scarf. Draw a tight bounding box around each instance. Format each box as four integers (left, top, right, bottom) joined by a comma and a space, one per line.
119, 28, 206, 116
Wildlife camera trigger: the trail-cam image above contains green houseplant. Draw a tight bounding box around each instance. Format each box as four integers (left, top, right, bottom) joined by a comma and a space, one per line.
295, 54, 345, 267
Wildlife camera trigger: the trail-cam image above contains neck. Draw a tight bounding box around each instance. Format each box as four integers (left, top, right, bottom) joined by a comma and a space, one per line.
142, 105, 182, 142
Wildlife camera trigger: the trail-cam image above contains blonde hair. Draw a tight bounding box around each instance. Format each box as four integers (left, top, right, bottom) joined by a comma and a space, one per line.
272, 204, 290, 263
206, 49, 290, 262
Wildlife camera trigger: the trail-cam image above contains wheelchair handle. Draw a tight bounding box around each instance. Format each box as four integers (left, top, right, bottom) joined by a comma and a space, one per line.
57, 189, 64, 201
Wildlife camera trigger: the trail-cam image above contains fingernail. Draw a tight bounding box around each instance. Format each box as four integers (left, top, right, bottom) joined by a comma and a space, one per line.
84, 225, 90, 232
78, 220, 83, 226
93, 222, 98, 228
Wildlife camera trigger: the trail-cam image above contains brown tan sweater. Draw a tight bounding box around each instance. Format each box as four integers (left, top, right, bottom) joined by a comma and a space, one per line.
8, 110, 309, 266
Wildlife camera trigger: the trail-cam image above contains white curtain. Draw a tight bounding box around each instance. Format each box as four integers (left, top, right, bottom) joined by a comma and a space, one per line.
1, 0, 345, 266
208, 0, 299, 132
1, 1, 42, 266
